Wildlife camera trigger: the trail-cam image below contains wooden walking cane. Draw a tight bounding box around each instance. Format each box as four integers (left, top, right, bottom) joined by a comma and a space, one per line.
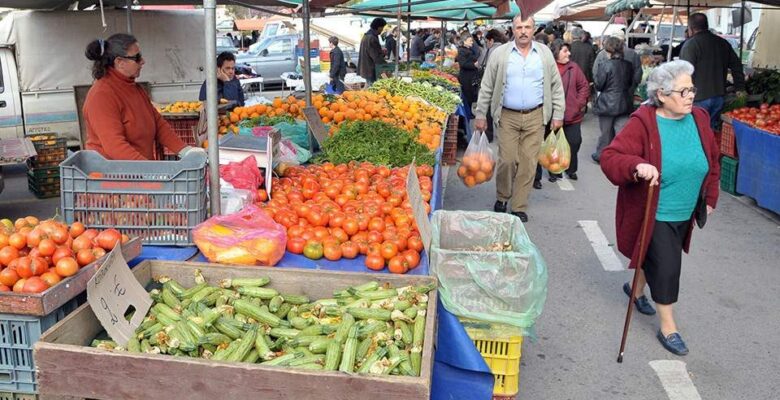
617, 183, 656, 363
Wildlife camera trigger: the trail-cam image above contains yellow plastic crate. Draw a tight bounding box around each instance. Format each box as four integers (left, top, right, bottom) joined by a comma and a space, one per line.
461, 320, 523, 396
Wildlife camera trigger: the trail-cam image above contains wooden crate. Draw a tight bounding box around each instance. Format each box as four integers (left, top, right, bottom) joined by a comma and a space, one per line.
34, 261, 438, 400
0, 238, 141, 316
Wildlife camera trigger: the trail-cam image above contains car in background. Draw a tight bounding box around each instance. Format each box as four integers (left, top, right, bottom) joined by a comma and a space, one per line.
217, 35, 238, 54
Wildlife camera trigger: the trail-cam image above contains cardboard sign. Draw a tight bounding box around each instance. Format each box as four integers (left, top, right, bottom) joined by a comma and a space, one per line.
87, 244, 152, 347
302, 106, 329, 146
406, 161, 433, 255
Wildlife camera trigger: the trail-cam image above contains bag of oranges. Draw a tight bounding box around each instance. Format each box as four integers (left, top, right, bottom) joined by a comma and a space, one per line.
538, 128, 571, 174
457, 132, 495, 188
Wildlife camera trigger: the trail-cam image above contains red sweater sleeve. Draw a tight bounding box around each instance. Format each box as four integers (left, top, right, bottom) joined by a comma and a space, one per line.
573, 66, 590, 111
152, 106, 187, 155
600, 115, 649, 186
87, 91, 147, 160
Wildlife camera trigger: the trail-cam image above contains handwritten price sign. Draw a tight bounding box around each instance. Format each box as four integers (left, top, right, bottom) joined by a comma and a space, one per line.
87, 244, 152, 347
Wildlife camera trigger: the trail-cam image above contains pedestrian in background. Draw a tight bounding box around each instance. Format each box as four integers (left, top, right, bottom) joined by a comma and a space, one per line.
600, 60, 721, 356
478, 29, 508, 142
328, 37, 346, 94
358, 18, 387, 85
410, 30, 426, 61
456, 32, 480, 120
475, 14, 565, 222
592, 36, 634, 163
681, 13, 745, 129
569, 27, 596, 84
594, 31, 642, 99
385, 27, 398, 60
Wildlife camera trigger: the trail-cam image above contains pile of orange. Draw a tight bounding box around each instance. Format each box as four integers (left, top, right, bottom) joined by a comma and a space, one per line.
218, 91, 447, 151
457, 153, 495, 188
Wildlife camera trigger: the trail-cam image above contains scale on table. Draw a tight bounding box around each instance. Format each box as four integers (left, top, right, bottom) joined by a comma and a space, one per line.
218, 130, 280, 197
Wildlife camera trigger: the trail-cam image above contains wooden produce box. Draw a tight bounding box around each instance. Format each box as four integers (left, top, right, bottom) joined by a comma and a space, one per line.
35, 261, 438, 400
0, 238, 141, 316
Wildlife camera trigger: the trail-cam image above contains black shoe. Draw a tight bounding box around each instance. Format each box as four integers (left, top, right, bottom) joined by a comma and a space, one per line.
567, 172, 578, 180
533, 180, 542, 190
493, 201, 507, 213
591, 153, 600, 164
511, 211, 528, 222
623, 282, 656, 315
548, 173, 562, 183
657, 330, 689, 356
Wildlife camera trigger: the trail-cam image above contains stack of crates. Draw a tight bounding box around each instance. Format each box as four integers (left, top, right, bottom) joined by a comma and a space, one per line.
720, 117, 738, 159
0, 299, 79, 400
157, 116, 199, 160
26, 135, 67, 199
720, 156, 740, 196
442, 114, 459, 165
460, 319, 523, 400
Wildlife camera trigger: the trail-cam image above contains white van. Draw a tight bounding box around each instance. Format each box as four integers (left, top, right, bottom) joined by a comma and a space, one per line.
0, 9, 207, 146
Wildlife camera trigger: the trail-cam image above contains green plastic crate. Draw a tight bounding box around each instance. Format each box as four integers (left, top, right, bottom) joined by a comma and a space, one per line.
720, 156, 740, 196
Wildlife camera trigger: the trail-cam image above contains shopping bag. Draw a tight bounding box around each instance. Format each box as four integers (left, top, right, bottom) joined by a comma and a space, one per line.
538, 128, 571, 174
457, 132, 495, 188
194, 204, 287, 266
219, 156, 264, 195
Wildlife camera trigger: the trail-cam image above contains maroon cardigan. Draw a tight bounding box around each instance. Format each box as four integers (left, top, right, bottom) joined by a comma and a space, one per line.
600, 105, 721, 269
558, 61, 590, 125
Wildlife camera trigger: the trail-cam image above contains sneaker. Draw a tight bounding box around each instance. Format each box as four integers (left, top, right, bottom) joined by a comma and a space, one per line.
493, 201, 507, 213
623, 282, 656, 315
657, 330, 689, 356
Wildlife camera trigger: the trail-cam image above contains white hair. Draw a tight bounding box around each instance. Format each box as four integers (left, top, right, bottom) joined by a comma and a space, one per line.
646, 60, 695, 106
512, 14, 535, 26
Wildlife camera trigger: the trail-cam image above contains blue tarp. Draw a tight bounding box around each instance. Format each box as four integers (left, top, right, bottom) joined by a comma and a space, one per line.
733, 120, 780, 214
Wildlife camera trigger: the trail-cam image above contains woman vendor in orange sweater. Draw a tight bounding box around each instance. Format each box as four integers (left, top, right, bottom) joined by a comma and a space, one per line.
83, 34, 197, 160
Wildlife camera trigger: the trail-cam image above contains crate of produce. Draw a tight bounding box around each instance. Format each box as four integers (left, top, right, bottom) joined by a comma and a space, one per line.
59, 151, 207, 246
344, 81, 367, 91
0, 392, 37, 400
35, 261, 438, 400
26, 180, 59, 199
0, 237, 141, 316
25, 157, 60, 170
0, 298, 80, 394
460, 319, 522, 397
720, 156, 740, 196
25, 166, 58, 180
442, 114, 459, 165
28, 135, 67, 164
720, 120, 737, 159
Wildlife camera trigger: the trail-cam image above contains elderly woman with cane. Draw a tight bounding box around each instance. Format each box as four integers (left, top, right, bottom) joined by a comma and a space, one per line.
600, 60, 720, 356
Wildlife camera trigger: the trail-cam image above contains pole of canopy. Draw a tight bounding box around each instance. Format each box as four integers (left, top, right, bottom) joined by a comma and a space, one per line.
739, 0, 745, 61
667, 0, 679, 62
396, 0, 402, 75
126, 0, 133, 33
439, 20, 445, 68
302, 0, 313, 107
204, 0, 221, 216
406, 0, 412, 65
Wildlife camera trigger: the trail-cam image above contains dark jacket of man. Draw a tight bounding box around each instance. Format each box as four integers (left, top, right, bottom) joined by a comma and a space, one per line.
199, 78, 244, 106
680, 30, 745, 102
594, 57, 634, 117
570, 40, 596, 83
330, 46, 347, 82
358, 28, 385, 82
594, 47, 642, 97
410, 34, 425, 60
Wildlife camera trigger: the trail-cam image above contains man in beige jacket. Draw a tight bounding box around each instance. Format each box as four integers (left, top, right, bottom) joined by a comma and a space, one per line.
475, 14, 565, 222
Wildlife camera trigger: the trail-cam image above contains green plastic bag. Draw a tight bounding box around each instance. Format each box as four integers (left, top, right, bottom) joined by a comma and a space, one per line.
273, 121, 310, 150
430, 210, 548, 338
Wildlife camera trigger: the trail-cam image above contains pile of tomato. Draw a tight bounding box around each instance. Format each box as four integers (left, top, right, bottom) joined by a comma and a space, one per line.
259, 162, 434, 274
0, 216, 128, 293
724, 103, 780, 135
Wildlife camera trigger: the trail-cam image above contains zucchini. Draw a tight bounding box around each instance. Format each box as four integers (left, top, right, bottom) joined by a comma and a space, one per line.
237, 286, 279, 300
324, 340, 342, 371
233, 299, 282, 327
347, 307, 392, 321
338, 325, 359, 373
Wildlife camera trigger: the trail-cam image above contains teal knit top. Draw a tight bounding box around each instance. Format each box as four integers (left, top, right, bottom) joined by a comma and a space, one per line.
656, 114, 709, 222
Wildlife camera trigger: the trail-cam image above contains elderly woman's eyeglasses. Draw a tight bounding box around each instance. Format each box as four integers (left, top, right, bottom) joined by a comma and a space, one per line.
118, 53, 143, 63
668, 87, 697, 97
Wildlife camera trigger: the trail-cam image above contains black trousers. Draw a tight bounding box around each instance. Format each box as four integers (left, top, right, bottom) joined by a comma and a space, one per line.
564, 123, 582, 174
644, 220, 692, 305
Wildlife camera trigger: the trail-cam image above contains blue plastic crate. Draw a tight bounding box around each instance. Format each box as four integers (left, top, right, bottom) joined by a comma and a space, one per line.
0, 299, 79, 394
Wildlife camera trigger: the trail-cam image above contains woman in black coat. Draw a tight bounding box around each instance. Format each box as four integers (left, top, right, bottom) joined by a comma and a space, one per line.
456, 32, 479, 119
592, 36, 634, 163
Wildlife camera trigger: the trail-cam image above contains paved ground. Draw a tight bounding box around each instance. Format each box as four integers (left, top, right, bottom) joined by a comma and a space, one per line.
442, 112, 780, 400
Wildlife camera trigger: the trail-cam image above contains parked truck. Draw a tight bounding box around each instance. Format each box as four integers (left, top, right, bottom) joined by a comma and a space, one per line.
0, 9, 207, 146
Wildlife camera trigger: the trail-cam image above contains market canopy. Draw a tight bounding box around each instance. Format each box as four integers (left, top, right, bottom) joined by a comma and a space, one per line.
348, 0, 519, 20
605, 0, 651, 15
0, 0, 302, 9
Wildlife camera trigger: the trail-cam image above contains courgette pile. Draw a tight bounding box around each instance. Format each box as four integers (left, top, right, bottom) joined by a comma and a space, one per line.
91, 270, 433, 376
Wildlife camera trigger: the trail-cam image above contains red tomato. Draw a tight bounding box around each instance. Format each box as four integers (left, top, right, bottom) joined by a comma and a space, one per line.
388, 255, 409, 274
380, 242, 399, 261
323, 243, 342, 261
402, 249, 421, 269
340, 241, 359, 259
365, 254, 385, 271
96, 229, 122, 250
303, 240, 324, 260
286, 238, 306, 254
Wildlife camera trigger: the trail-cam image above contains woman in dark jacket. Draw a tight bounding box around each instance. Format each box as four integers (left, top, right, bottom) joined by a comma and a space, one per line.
456, 32, 479, 119
551, 40, 590, 180
600, 60, 720, 356
592, 36, 634, 163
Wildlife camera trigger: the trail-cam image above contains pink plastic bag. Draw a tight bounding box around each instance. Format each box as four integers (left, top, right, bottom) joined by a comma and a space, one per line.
194, 204, 287, 266
219, 156, 264, 193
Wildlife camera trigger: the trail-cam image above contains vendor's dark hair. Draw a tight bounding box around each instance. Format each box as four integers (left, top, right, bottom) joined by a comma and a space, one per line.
217, 51, 236, 67
85, 33, 137, 80
370, 18, 387, 30
549, 39, 570, 61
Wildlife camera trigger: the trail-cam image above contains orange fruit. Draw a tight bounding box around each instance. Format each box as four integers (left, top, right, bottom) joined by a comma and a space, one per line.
464, 176, 477, 188
480, 160, 494, 174
475, 171, 488, 184
457, 166, 467, 178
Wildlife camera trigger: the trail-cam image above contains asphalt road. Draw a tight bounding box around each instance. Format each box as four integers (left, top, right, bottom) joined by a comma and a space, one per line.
442, 113, 780, 400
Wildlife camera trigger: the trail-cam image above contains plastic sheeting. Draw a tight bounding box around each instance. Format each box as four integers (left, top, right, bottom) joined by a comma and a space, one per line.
431, 210, 548, 337
733, 120, 780, 214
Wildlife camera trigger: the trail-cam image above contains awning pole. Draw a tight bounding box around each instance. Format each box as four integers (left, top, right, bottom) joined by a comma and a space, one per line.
667, 0, 679, 62
204, 0, 221, 215
739, 0, 745, 60
126, 0, 133, 33
406, 0, 412, 64
396, 0, 402, 75
439, 20, 445, 68
302, 0, 313, 107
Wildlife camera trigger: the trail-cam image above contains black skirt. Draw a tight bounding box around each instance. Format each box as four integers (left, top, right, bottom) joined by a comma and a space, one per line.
643, 220, 691, 305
